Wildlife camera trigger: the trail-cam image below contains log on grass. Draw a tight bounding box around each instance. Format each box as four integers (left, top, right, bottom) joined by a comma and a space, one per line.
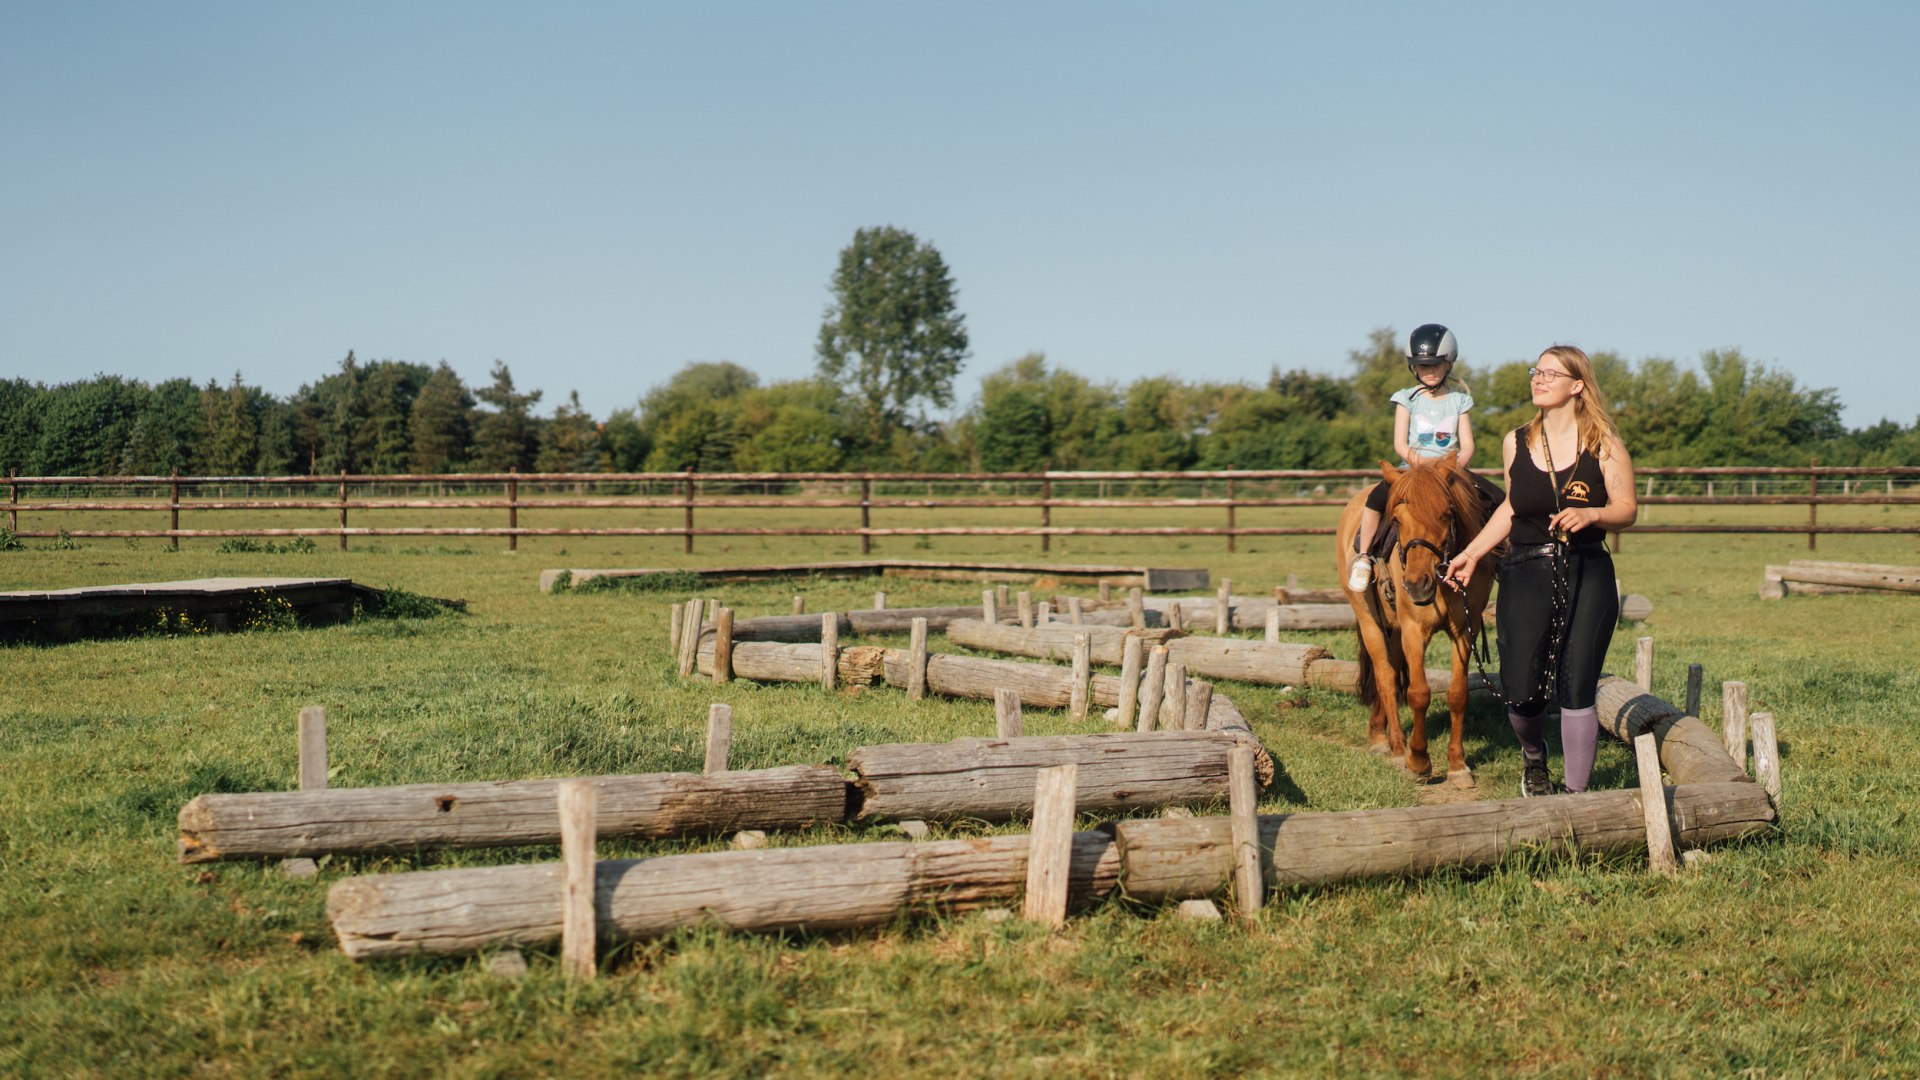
1302, 657, 1494, 697
1142, 596, 1357, 632
946, 618, 1328, 687
1593, 675, 1751, 786
178, 765, 850, 863
329, 829, 1121, 960
696, 640, 890, 685
849, 731, 1248, 821
1112, 780, 1777, 901
1762, 561, 1920, 598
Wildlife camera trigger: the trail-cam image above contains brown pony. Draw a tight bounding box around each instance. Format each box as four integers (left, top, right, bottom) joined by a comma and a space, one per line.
1335, 454, 1496, 786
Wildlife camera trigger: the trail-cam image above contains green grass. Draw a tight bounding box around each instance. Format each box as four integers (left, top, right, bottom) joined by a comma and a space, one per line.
3, 521, 1918, 1076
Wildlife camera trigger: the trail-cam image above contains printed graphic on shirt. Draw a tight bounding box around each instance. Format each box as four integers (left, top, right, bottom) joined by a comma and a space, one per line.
1410, 413, 1456, 453
1564, 480, 1592, 502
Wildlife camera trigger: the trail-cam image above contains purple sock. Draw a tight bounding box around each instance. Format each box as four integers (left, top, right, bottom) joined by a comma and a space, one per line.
1508, 709, 1546, 761
1560, 706, 1599, 792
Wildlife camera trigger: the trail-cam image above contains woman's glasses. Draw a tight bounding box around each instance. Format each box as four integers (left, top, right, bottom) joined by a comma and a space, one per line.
1528, 367, 1575, 384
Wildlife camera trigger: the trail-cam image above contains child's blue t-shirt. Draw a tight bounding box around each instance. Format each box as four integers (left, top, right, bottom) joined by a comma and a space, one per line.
1390, 386, 1473, 462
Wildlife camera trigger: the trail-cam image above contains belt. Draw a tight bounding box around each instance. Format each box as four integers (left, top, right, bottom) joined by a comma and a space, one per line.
1502, 541, 1607, 566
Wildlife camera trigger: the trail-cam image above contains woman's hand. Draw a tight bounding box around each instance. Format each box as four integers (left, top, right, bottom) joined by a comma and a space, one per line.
1444, 550, 1479, 592
1548, 505, 1598, 536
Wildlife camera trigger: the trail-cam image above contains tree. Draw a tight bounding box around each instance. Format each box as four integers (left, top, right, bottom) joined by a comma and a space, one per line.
816, 226, 969, 453
471, 362, 542, 471
358, 361, 432, 473
408, 363, 475, 474
199, 375, 260, 475
536, 390, 602, 472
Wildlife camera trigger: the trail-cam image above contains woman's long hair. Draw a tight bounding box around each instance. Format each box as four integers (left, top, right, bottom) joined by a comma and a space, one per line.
1526, 344, 1620, 458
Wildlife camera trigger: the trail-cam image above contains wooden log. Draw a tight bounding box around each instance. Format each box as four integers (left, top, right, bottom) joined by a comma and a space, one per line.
712, 607, 734, 684
849, 731, 1246, 822
1069, 634, 1091, 722
1022, 765, 1078, 929
1117, 635, 1144, 729
1138, 645, 1168, 732
1634, 733, 1679, 874
1592, 676, 1750, 786
704, 704, 732, 774
1142, 595, 1357, 631
1229, 746, 1261, 924
329, 829, 1122, 960
995, 688, 1023, 738
1634, 636, 1654, 692
1751, 712, 1781, 801
1184, 678, 1213, 733
178, 765, 849, 862
820, 615, 838, 690
1304, 657, 1494, 697
945, 618, 1329, 688
298, 706, 327, 792
1773, 561, 1920, 594
1721, 681, 1749, 771
1112, 781, 1777, 901
1163, 661, 1189, 731
724, 607, 991, 643
558, 779, 597, 979
908, 617, 929, 701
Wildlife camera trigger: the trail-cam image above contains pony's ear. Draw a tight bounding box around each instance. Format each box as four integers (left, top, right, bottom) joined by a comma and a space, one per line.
1436, 449, 1460, 469
1379, 460, 1404, 484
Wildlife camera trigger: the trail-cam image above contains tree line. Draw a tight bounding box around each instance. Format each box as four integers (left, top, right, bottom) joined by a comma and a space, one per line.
2, 225, 1909, 477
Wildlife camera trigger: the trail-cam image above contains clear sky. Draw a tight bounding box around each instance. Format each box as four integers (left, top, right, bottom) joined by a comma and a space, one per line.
3, 2, 1914, 429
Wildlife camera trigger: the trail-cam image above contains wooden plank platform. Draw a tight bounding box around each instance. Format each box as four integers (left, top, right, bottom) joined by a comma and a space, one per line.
540, 559, 1210, 593
0, 577, 380, 640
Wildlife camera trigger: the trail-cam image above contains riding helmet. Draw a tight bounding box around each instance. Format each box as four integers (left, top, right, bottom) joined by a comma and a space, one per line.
1407, 323, 1458, 367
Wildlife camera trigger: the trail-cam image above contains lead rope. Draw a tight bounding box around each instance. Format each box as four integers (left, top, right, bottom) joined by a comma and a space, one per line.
1465, 430, 1573, 708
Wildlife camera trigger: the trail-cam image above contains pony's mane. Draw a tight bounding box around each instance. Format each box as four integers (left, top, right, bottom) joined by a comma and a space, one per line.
1388, 457, 1488, 533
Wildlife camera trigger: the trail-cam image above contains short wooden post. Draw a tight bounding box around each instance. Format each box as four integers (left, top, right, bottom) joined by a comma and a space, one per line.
859, 475, 872, 556
1225, 468, 1237, 553
1036, 601, 1052, 625
557, 778, 598, 979
1069, 633, 1091, 722
982, 588, 997, 624
668, 602, 684, 655
1721, 681, 1749, 771
1163, 661, 1188, 731
908, 617, 929, 701
1265, 608, 1280, 644
1022, 763, 1078, 929
1751, 711, 1781, 801
1039, 473, 1053, 554
1185, 679, 1213, 731
1807, 458, 1818, 551
820, 613, 839, 691
1017, 591, 1034, 630
1684, 663, 1702, 717
1068, 596, 1084, 625
168, 467, 180, 551
338, 468, 349, 551
1287, 572, 1298, 591
1098, 581, 1111, 602
712, 607, 735, 684
1128, 587, 1145, 629
507, 467, 519, 553
1229, 745, 1262, 923
678, 599, 705, 677
703, 703, 732, 774
792, 595, 805, 615
995, 687, 1024, 738
298, 706, 327, 791
997, 584, 1011, 607
1632, 733, 1679, 875
1117, 635, 1144, 729
1137, 645, 1168, 732
1215, 580, 1231, 635
682, 467, 695, 555
1634, 636, 1654, 692
873, 590, 887, 611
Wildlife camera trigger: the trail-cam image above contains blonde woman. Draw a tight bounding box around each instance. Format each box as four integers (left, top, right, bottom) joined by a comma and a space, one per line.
1444, 345, 1637, 796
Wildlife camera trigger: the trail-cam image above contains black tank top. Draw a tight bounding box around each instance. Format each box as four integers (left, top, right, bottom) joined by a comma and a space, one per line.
1508, 435, 1609, 547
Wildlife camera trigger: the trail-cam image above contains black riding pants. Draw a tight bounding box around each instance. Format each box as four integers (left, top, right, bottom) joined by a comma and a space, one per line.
1496, 544, 1618, 714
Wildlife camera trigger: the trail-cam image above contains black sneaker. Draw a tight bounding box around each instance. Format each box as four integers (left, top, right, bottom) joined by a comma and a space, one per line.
1521, 758, 1554, 798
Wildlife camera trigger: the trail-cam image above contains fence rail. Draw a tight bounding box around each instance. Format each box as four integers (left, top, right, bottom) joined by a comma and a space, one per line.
7, 464, 1920, 553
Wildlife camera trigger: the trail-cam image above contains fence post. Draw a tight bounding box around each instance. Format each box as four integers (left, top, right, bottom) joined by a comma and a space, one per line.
1040, 469, 1052, 554
338, 469, 349, 551
1807, 458, 1818, 551
1226, 466, 1237, 553
168, 467, 180, 551
860, 475, 872, 555
683, 467, 696, 555
507, 467, 518, 553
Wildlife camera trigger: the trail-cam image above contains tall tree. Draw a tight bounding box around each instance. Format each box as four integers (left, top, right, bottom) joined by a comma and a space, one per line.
357, 361, 432, 473
199, 375, 260, 474
815, 226, 969, 453
536, 390, 602, 472
471, 361, 542, 471
408, 362, 475, 474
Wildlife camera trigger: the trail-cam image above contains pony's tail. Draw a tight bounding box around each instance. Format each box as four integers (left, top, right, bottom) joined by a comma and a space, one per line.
1356, 639, 1377, 709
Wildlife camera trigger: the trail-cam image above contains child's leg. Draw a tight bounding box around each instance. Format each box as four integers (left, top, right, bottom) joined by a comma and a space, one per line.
1355, 506, 1380, 556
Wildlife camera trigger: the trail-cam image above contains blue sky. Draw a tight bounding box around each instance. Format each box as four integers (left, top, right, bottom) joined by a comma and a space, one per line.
3, 2, 1914, 429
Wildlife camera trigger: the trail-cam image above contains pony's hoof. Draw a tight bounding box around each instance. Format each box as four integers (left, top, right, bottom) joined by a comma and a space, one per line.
1446, 769, 1475, 789
1401, 758, 1432, 780
1368, 741, 1393, 756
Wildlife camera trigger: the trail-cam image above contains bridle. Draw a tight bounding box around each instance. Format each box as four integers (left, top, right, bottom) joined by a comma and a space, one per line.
1394, 529, 1456, 608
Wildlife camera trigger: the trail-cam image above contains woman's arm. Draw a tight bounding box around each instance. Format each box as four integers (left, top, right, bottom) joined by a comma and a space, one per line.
1392, 404, 1412, 463
1444, 430, 1516, 589
1547, 436, 1638, 535
1455, 412, 1476, 466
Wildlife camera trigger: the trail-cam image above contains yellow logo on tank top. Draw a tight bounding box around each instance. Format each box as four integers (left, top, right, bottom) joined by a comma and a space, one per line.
1564, 480, 1592, 502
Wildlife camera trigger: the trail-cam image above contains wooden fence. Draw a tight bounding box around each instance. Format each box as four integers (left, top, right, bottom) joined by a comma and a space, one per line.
6, 465, 1920, 553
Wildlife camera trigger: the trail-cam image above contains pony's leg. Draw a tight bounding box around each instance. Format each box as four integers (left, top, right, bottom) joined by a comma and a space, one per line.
1444, 625, 1475, 787
1399, 625, 1434, 778
1354, 611, 1404, 756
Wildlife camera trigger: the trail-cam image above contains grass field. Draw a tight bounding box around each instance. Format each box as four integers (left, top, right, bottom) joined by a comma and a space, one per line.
3, 514, 1918, 1077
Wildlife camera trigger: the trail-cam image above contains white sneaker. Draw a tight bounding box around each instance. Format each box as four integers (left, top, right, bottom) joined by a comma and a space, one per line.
1347, 554, 1373, 591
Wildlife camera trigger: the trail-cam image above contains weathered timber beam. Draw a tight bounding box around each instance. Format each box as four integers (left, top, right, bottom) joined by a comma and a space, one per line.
178, 765, 849, 863
1593, 675, 1752, 786
1113, 780, 1776, 901
944, 618, 1328, 687
328, 830, 1121, 960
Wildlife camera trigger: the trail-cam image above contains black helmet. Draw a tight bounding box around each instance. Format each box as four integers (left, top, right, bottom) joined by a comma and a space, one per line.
1407, 323, 1458, 367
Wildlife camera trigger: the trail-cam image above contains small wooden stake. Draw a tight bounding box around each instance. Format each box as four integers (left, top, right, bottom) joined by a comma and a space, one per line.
1721, 681, 1750, 771
1684, 663, 1703, 717
874, 590, 887, 611
298, 706, 327, 792
1185, 679, 1213, 731
557, 778, 598, 979
995, 687, 1024, 738
1022, 763, 1078, 930
1632, 733, 1679, 875
1137, 646, 1168, 731
678, 599, 705, 677
1634, 636, 1654, 692
982, 588, 997, 624
668, 601, 684, 655
1751, 711, 1781, 801
1068, 596, 1084, 625
1098, 581, 1111, 602
1036, 601, 1052, 625
712, 607, 735, 684
792, 595, 805, 615
819, 613, 838, 691
1168, 601, 1184, 633
1215, 580, 1231, 635
1128, 587, 1145, 629
1069, 633, 1091, 722
1264, 608, 1280, 644
1018, 591, 1034, 630
908, 617, 929, 701
703, 703, 732, 774
1229, 745, 1262, 923
997, 584, 1010, 607
1117, 635, 1144, 729
1163, 661, 1188, 731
